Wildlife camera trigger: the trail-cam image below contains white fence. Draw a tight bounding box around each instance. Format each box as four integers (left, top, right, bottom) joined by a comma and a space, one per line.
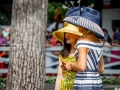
46, 46, 120, 74
0, 46, 120, 74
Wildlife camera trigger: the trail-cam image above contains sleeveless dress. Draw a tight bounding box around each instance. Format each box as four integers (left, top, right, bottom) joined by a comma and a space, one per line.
73, 40, 104, 90
58, 55, 77, 90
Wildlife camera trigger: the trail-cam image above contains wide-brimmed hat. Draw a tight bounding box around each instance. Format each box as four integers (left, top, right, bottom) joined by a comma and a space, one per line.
52, 22, 83, 42
63, 6, 105, 39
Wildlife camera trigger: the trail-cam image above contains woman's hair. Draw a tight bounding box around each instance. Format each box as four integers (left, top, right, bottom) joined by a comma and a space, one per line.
79, 28, 100, 42
84, 33, 100, 42
60, 34, 71, 58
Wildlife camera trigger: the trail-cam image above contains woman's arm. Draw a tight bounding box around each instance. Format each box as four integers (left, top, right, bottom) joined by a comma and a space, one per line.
64, 47, 88, 72
54, 56, 63, 90
98, 55, 104, 74
72, 47, 88, 72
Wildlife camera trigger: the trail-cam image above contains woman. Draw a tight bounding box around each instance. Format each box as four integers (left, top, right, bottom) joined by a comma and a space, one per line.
0, 29, 7, 45
63, 6, 105, 90
52, 22, 83, 90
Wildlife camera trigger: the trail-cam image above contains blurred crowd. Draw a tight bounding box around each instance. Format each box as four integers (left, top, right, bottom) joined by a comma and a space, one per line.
0, 27, 10, 45
0, 9, 120, 77
45, 23, 120, 77
46, 20, 120, 65
0, 27, 11, 78
102, 28, 120, 47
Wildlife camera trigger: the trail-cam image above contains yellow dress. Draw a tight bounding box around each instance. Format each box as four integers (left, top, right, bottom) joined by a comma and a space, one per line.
58, 55, 77, 90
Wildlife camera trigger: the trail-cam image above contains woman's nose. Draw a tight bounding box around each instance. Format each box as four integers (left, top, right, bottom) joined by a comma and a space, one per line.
65, 33, 70, 37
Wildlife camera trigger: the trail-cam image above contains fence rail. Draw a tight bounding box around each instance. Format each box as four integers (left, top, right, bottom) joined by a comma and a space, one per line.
0, 46, 120, 74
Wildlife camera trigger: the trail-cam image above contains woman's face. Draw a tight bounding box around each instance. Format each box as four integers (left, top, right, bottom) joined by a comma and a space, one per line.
65, 33, 79, 44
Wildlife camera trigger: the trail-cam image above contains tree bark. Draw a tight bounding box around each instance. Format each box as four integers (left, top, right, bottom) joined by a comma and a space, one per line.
6, 0, 48, 90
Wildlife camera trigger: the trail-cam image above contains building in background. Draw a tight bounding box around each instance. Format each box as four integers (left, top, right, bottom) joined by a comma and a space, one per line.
102, 0, 120, 38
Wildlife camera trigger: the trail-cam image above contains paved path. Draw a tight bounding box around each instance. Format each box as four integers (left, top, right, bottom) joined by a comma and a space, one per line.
45, 84, 120, 90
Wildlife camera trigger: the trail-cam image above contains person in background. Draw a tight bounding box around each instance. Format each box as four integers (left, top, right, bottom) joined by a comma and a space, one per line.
52, 41, 62, 55
0, 29, 7, 45
101, 30, 112, 66
116, 29, 120, 44
0, 29, 8, 78
110, 39, 120, 78
47, 9, 64, 33
112, 28, 118, 40
112, 39, 120, 46
2, 27, 10, 38
102, 28, 112, 45
50, 35, 58, 46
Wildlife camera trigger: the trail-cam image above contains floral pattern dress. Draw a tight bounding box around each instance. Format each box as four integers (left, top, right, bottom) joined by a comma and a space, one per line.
58, 55, 76, 90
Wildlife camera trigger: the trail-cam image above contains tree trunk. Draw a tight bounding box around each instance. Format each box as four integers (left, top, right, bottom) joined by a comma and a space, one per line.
6, 0, 48, 90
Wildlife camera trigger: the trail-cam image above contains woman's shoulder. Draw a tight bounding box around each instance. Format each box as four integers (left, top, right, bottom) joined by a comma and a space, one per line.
76, 39, 103, 50
77, 38, 101, 44
76, 39, 93, 46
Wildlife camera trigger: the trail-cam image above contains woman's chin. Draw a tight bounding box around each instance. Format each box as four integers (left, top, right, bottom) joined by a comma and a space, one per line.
66, 41, 71, 44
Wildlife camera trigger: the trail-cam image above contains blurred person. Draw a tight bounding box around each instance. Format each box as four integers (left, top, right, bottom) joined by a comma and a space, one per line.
101, 32, 112, 65
0, 29, 7, 45
50, 35, 58, 46
47, 10, 64, 33
112, 28, 118, 40
52, 22, 82, 90
110, 39, 120, 78
112, 43, 120, 46
116, 28, 120, 44
0, 29, 8, 78
6, 33, 11, 46
112, 39, 120, 46
46, 39, 52, 47
46, 31, 52, 40
110, 39, 120, 68
102, 28, 112, 44
101, 29, 112, 48
6, 33, 10, 41
52, 41, 62, 55
2, 27, 10, 38
101, 38, 111, 48
46, 31, 53, 47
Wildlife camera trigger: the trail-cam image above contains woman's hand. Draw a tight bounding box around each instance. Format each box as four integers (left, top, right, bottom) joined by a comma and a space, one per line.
64, 62, 73, 71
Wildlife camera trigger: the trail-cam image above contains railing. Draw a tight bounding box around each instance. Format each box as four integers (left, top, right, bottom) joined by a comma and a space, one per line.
46, 46, 120, 74
0, 46, 120, 75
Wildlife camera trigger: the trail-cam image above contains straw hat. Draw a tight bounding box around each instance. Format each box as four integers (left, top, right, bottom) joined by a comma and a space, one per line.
52, 22, 83, 42
63, 6, 105, 39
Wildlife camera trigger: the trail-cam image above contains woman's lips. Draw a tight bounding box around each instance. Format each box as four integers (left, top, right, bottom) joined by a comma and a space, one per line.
66, 38, 70, 40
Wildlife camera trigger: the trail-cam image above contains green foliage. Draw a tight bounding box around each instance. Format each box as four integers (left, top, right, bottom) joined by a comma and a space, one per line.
87, 0, 95, 4
102, 76, 120, 85
0, 76, 120, 89
0, 12, 8, 25
45, 76, 120, 85
66, 0, 95, 5
45, 76, 56, 84
0, 78, 6, 90
48, 2, 68, 22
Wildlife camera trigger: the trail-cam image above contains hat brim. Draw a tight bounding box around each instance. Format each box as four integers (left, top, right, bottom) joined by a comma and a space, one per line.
63, 16, 105, 39
52, 26, 83, 42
